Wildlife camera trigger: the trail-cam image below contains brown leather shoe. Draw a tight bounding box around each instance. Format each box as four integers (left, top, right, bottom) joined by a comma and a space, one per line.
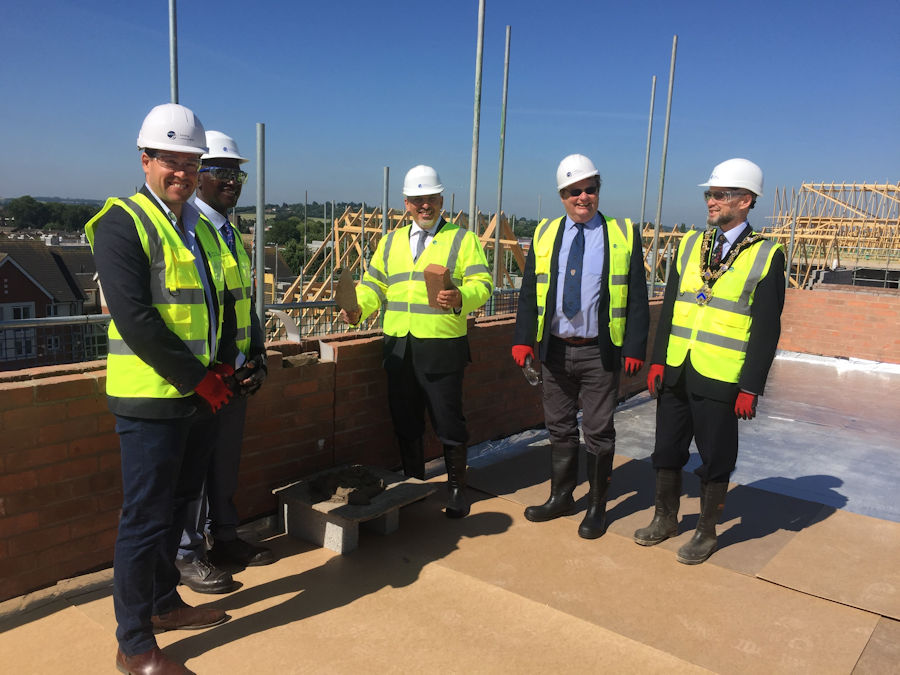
151, 605, 228, 633
116, 647, 195, 674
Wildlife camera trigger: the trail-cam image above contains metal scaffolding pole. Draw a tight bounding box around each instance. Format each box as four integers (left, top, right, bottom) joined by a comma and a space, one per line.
168, 0, 178, 103
468, 0, 486, 231
382, 167, 389, 235
649, 35, 677, 296
494, 25, 511, 288
254, 123, 265, 325
639, 75, 657, 234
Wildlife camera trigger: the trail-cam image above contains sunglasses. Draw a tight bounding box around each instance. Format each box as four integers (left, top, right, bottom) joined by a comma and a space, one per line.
703, 189, 747, 202
565, 185, 599, 198
200, 167, 248, 184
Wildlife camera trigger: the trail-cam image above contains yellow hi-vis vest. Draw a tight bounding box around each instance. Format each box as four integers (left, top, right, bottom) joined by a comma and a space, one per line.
531, 215, 634, 345
85, 193, 227, 399
666, 229, 784, 383
219, 223, 253, 355
356, 221, 493, 338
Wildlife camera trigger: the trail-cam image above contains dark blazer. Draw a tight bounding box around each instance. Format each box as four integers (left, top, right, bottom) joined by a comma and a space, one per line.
651, 225, 786, 401
514, 211, 649, 372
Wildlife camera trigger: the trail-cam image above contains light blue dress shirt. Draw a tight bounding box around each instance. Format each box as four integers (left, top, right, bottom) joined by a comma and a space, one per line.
551, 211, 605, 339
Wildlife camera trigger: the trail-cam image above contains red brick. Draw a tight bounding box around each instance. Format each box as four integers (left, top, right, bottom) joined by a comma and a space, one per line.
0, 512, 40, 538
38, 496, 98, 527
0, 384, 34, 412
1, 426, 40, 453
5, 443, 68, 472
2, 403, 67, 431
69, 433, 121, 458
0, 470, 38, 495
282, 379, 319, 398
8, 523, 71, 556
36, 457, 99, 485
38, 416, 99, 445
35, 376, 97, 403
66, 396, 108, 418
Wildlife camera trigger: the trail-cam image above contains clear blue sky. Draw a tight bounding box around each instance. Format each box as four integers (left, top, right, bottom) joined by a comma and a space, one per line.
2, 0, 898, 228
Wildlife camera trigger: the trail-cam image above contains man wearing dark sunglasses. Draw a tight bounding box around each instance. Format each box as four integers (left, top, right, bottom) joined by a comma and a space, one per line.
635, 158, 785, 564
512, 154, 649, 539
177, 131, 275, 594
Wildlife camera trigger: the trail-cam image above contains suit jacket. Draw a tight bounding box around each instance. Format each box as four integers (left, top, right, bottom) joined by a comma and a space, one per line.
651, 225, 786, 401
514, 211, 649, 372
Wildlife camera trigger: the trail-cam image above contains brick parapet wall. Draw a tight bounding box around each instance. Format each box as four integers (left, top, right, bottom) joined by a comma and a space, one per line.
779, 287, 900, 364
2, 289, 897, 602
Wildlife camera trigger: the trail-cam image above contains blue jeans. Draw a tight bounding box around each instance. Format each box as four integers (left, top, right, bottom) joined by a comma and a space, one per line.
113, 411, 216, 656
179, 397, 249, 559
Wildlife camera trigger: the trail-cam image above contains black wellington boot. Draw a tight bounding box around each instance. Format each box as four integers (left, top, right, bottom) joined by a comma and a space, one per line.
676, 481, 728, 564
398, 437, 425, 479
578, 452, 614, 539
443, 444, 469, 518
524, 445, 578, 522
633, 469, 682, 546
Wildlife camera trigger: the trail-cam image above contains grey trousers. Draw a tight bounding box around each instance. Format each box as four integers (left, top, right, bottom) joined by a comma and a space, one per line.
541, 338, 619, 457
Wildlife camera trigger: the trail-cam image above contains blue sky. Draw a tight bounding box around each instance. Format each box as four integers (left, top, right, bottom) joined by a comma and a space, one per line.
2, 0, 898, 228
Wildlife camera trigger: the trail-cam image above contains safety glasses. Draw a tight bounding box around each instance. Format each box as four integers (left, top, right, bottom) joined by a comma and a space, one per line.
703, 189, 747, 202
200, 167, 249, 184
146, 151, 201, 173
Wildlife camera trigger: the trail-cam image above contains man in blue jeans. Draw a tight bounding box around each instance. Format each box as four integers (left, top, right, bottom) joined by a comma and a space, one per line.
86, 103, 236, 674
176, 131, 273, 595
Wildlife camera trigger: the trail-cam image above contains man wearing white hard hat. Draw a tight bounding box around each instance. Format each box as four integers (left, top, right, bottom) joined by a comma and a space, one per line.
175, 131, 275, 595
635, 158, 785, 564
513, 154, 649, 539
340, 165, 493, 518
85, 103, 237, 673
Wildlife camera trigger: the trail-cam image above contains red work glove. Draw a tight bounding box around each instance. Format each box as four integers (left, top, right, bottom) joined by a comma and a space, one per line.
735, 391, 758, 420
647, 364, 665, 398
511, 345, 534, 367
211, 362, 235, 378
195, 371, 233, 413
624, 357, 644, 376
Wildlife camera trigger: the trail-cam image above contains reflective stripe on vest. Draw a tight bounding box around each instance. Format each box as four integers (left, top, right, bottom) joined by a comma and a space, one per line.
666, 229, 783, 383
531, 215, 633, 344
85, 193, 226, 399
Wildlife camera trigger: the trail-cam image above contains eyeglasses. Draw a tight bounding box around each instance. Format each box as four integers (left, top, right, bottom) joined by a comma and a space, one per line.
565, 185, 599, 198
703, 189, 747, 202
200, 167, 249, 184
145, 151, 201, 173
406, 195, 441, 206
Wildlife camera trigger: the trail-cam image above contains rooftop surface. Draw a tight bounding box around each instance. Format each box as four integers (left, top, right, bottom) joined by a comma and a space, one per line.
1, 354, 898, 673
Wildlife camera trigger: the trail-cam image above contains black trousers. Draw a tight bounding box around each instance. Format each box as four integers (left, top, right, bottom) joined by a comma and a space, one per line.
386, 347, 468, 447
651, 375, 738, 483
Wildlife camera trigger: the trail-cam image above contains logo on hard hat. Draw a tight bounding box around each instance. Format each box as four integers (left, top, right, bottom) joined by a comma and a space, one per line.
417, 183, 423, 188
222, 146, 229, 152
566, 171, 573, 177
167, 130, 176, 139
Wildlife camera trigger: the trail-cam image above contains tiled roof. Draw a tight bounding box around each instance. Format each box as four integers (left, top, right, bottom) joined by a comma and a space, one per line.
0, 240, 85, 302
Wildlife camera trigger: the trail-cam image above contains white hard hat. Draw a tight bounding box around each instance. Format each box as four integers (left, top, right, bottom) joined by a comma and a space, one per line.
202, 130, 249, 164
699, 158, 764, 197
556, 154, 601, 191
137, 103, 207, 155
402, 165, 444, 196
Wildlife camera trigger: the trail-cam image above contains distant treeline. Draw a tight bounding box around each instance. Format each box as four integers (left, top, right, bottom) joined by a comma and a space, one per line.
0, 196, 101, 231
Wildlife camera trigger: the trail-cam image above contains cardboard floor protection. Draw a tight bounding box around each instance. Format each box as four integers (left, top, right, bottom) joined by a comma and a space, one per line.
852, 617, 900, 674
433, 495, 877, 674
468, 449, 827, 577
757, 509, 900, 620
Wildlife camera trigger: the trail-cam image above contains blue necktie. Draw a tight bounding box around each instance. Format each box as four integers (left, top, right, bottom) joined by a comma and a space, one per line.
221, 222, 236, 256
562, 223, 584, 319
